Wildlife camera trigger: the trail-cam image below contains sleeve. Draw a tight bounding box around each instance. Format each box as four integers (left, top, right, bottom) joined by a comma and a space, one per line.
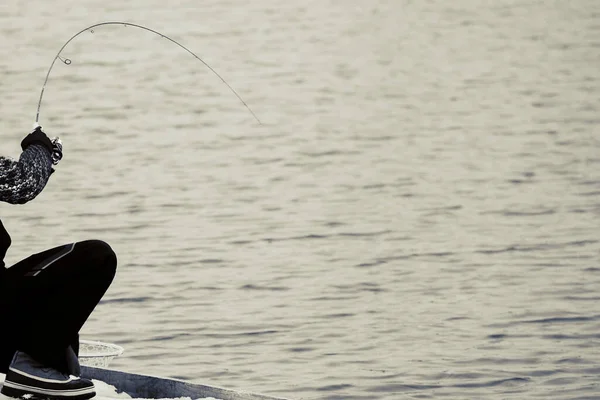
0, 144, 54, 204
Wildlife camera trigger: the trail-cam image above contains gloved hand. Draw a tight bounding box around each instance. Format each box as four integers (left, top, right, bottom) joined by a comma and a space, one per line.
21, 124, 63, 165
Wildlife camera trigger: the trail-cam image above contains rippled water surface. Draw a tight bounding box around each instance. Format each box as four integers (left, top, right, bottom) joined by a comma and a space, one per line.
1, 1, 599, 399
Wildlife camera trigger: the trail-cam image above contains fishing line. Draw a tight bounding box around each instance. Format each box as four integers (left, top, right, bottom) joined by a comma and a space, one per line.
36, 21, 261, 124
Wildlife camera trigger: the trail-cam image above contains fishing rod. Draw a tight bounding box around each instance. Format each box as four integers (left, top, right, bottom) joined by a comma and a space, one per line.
36, 21, 261, 124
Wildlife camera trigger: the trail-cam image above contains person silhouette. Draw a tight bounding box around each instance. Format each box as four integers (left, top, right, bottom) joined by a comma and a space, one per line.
0, 126, 117, 400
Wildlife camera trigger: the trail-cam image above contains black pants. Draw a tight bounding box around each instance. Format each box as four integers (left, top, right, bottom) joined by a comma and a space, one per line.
0, 240, 117, 374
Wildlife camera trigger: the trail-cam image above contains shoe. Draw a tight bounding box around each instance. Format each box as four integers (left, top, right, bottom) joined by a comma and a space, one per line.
0, 351, 95, 400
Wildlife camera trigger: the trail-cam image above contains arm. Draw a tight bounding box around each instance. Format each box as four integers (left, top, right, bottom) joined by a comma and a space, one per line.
0, 130, 57, 205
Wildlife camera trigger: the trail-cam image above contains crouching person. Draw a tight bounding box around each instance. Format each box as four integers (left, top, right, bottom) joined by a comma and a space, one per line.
0, 126, 117, 400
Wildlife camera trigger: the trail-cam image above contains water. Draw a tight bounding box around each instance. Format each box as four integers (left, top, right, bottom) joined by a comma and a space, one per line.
1, 1, 599, 399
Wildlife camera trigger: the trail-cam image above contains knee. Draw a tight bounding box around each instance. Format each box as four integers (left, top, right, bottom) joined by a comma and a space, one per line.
79, 240, 117, 278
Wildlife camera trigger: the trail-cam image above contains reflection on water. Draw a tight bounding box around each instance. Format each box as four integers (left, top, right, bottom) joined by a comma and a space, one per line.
1, 1, 599, 399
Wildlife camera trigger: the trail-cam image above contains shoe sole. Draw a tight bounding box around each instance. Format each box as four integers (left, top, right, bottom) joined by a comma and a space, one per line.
1, 382, 96, 400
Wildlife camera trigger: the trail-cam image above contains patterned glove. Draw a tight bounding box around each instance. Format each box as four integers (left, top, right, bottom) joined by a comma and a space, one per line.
50, 137, 63, 165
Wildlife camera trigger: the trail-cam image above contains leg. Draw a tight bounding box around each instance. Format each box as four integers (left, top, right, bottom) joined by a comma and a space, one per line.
3, 240, 117, 372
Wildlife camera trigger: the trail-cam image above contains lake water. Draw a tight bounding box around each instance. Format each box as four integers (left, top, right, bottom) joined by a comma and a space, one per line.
0, 1, 599, 399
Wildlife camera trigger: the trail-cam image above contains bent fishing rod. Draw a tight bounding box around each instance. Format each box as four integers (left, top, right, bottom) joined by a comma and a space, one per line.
36, 21, 261, 124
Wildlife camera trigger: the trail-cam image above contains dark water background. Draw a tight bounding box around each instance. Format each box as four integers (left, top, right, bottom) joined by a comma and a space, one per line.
1, 1, 599, 399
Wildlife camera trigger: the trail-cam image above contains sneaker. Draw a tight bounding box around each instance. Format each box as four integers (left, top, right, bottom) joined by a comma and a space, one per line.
0, 351, 95, 400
